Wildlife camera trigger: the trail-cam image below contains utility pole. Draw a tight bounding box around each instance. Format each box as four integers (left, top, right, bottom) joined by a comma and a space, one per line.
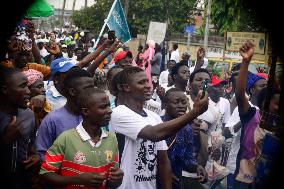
61, 0, 67, 31
72, 0, 76, 15
187, 33, 191, 52
69, 0, 77, 31
85, 0, 88, 8
204, 0, 212, 55
124, 0, 129, 18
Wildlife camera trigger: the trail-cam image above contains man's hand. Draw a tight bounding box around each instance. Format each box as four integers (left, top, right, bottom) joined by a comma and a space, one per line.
29, 95, 46, 113
106, 167, 124, 188
77, 172, 105, 187
192, 90, 209, 116
26, 21, 36, 40
22, 154, 40, 170
1, 116, 23, 144
156, 85, 166, 99
108, 39, 121, 53
192, 119, 202, 135
239, 42, 254, 64
196, 165, 207, 183
101, 38, 113, 49
44, 42, 61, 56
197, 47, 205, 61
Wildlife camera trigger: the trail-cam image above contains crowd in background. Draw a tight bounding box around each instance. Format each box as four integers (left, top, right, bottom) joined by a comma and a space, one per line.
0, 19, 281, 189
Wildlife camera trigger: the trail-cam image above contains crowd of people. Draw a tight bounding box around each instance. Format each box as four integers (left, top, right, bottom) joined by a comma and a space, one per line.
0, 19, 281, 189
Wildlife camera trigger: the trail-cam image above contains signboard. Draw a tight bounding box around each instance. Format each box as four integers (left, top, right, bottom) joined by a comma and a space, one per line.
185, 26, 194, 34
226, 32, 266, 54
147, 21, 167, 44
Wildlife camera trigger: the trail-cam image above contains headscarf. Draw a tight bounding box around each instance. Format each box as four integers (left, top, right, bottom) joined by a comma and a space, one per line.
23, 69, 44, 86
247, 72, 266, 92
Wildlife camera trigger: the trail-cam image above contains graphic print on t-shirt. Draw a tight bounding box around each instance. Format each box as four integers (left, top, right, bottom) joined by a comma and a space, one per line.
134, 139, 157, 182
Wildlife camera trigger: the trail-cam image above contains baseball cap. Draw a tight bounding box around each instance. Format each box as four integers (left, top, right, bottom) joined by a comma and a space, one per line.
257, 72, 268, 79
49, 57, 76, 80
211, 75, 228, 87
114, 51, 133, 62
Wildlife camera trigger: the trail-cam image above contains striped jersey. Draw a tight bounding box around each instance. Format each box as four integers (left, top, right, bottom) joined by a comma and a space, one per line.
40, 123, 119, 189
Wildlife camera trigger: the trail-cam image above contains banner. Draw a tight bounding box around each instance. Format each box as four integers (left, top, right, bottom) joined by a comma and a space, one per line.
147, 21, 167, 44
106, 0, 131, 43
226, 32, 266, 54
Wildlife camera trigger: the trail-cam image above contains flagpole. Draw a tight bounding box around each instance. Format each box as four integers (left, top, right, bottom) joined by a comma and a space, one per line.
94, 0, 119, 48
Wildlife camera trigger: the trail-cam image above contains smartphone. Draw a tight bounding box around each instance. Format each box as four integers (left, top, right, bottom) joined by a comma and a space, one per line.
108, 30, 116, 43
201, 80, 208, 98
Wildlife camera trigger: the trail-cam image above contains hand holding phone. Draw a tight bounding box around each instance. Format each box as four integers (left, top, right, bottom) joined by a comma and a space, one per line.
108, 30, 116, 43
201, 80, 208, 99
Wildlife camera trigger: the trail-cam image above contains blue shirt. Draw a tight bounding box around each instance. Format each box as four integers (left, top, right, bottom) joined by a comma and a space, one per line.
161, 116, 198, 189
36, 107, 82, 161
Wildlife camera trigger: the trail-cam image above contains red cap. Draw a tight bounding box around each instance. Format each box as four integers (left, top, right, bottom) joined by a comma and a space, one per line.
257, 73, 268, 79
211, 75, 228, 87
114, 51, 133, 62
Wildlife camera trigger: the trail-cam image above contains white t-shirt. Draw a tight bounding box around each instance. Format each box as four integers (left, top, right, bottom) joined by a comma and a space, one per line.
212, 97, 231, 125
40, 47, 49, 57
159, 70, 169, 85
144, 99, 163, 116
110, 105, 168, 189
170, 49, 179, 63
189, 57, 209, 73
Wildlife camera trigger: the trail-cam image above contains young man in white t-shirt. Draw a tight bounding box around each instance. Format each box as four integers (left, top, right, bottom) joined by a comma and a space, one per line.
110, 67, 209, 189
159, 60, 176, 86
208, 76, 231, 126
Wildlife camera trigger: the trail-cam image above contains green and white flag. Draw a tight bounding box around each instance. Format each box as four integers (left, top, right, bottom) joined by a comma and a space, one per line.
106, 0, 131, 43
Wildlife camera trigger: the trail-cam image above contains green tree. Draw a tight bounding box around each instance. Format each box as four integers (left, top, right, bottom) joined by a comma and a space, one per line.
210, 0, 266, 36
71, 0, 113, 32
71, 0, 197, 36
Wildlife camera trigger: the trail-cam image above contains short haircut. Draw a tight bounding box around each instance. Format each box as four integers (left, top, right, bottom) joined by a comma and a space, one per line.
168, 60, 176, 65
63, 67, 92, 94
111, 70, 123, 96
106, 65, 123, 81
257, 87, 281, 109
0, 66, 21, 90
155, 44, 161, 52
189, 68, 211, 83
170, 62, 189, 79
173, 43, 178, 50
164, 88, 185, 104
77, 88, 106, 109
117, 66, 144, 86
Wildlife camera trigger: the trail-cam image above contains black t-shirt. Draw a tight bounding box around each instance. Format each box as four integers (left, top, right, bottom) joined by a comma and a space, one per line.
0, 108, 36, 188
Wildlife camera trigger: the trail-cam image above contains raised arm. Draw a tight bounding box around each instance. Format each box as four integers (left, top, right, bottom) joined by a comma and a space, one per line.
27, 22, 41, 64
236, 42, 254, 116
193, 47, 206, 72
76, 39, 110, 69
86, 39, 121, 75
138, 91, 209, 142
